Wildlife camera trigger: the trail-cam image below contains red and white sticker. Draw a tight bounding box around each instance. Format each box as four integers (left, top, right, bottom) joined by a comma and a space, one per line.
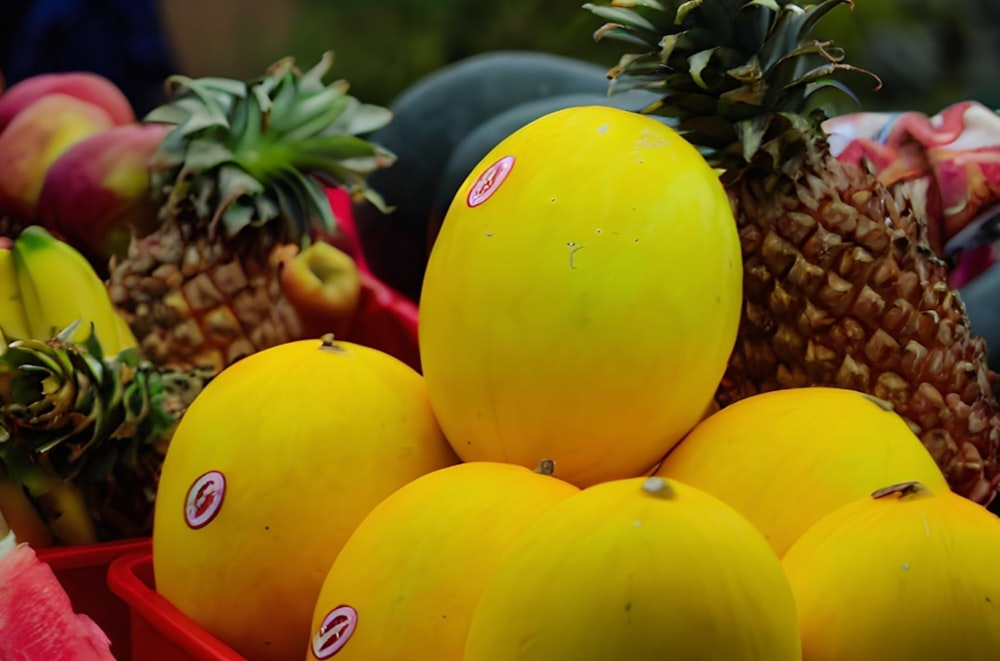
467, 155, 515, 208
184, 470, 226, 530
311, 605, 358, 659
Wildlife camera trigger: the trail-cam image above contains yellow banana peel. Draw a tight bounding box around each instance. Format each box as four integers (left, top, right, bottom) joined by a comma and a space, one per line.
0, 245, 31, 340
11, 226, 136, 355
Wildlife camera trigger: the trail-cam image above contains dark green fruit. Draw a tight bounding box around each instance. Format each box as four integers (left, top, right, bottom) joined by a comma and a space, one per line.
353, 51, 614, 301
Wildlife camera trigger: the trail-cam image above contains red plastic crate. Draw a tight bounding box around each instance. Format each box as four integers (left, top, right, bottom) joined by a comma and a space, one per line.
107, 550, 245, 660
37, 537, 152, 661
34, 187, 418, 659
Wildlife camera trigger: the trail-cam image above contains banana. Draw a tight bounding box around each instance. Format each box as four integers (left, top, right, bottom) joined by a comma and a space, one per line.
0, 241, 31, 340
11, 226, 136, 355
0, 472, 54, 548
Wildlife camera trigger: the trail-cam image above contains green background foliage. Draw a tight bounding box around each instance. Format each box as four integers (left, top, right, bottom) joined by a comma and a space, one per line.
160, 0, 1000, 115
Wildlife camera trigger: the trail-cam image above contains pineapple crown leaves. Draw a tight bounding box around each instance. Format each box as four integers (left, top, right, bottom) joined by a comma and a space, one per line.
585, 0, 880, 170
0, 322, 210, 484
144, 51, 396, 244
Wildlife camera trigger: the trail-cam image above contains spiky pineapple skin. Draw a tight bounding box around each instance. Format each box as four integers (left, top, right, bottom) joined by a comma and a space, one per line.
106, 216, 303, 373
583, 0, 1000, 505
717, 151, 1000, 503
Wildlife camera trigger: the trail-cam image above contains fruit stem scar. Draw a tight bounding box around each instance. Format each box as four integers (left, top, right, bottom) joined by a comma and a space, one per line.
566, 241, 584, 269
642, 476, 674, 498
319, 333, 347, 353
870, 481, 928, 500
535, 459, 556, 475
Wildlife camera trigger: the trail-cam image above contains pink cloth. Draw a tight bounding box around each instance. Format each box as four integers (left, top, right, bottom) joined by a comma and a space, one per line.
823, 101, 1000, 288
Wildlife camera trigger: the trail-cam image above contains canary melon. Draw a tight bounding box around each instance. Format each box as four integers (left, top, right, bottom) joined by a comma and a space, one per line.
428, 89, 667, 247
783, 481, 1000, 660
656, 387, 950, 556
419, 105, 742, 487
152, 337, 458, 661
354, 50, 613, 300
305, 461, 578, 660
464, 476, 802, 660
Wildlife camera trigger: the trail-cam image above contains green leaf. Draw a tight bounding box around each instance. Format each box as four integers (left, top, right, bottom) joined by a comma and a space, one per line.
584, 4, 662, 33
326, 103, 393, 137
688, 48, 717, 89
594, 24, 661, 48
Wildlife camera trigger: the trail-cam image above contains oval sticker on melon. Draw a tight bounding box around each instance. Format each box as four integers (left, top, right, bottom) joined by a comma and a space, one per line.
311, 605, 358, 658
184, 470, 226, 529
467, 155, 515, 208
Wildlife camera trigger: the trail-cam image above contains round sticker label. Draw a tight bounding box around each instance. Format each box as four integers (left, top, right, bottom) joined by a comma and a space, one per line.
184, 470, 226, 530
311, 605, 358, 659
467, 155, 515, 208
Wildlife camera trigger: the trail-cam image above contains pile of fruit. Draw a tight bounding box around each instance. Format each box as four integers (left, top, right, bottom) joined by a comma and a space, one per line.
3, 0, 1000, 659
0, 52, 405, 546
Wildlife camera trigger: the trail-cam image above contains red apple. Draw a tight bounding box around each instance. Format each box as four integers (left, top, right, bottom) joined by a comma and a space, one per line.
0, 72, 134, 134
37, 122, 172, 268
0, 94, 116, 222
276, 239, 361, 339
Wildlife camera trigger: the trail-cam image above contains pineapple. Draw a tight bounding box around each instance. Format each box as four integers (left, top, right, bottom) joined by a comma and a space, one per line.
0, 54, 395, 543
107, 52, 394, 374
0, 324, 210, 543
585, 0, 1000, 503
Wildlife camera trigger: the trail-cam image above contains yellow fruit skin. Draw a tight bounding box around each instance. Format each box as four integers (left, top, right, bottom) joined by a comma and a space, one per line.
152, 338, 458, 661
11, 225, 136, 353
305, 461, 579, 661
0, 246, 31, 340
782, 484, 1000, 660
419, 105, 742, 487
657, 387, 950, 556
464, 477, 802, 661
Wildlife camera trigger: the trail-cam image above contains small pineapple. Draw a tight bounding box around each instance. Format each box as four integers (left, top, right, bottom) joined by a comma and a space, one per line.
586, 0, 1000, 503
0, 323, 209, 543
107, 52, 394, 373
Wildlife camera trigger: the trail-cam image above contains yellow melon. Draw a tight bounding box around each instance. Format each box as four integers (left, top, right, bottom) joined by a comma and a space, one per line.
656, 386, 950, 556
419, 105, 742, 487
464, 476, 801, 660
152, 337, 458, 661
304, 461, 578, 660
783, 481, 1000, 660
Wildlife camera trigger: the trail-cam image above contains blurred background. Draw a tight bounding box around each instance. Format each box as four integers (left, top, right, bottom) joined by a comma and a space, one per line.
2, 0, 999, 115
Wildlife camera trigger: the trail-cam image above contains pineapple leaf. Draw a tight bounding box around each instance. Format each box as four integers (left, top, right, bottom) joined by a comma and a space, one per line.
148, 53, 396, 243
0, 330, 211, 488
300, 51, 336, 90
585, 0, 876, 172
326, 103, 394, 137
688, 48, 718, 89
594, 24, 661, 49
583, 4, 662, 33
612, 0, 667, 9
220, 203, 257, 237
181, 139, 237, 173
278, 94, 353, 143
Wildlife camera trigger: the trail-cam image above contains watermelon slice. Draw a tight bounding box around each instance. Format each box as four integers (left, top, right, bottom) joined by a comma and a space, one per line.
0, 513, 115, 660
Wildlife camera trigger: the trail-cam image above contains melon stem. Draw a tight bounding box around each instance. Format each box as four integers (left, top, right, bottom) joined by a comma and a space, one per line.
642, 476, 674, 498
871, 481, 931, 500
534, 459, 556, 476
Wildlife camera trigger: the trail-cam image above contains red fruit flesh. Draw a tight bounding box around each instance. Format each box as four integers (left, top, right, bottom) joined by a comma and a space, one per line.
38, 121, 172, 267
0, 538, 115, 660
0, 71, 134, 133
